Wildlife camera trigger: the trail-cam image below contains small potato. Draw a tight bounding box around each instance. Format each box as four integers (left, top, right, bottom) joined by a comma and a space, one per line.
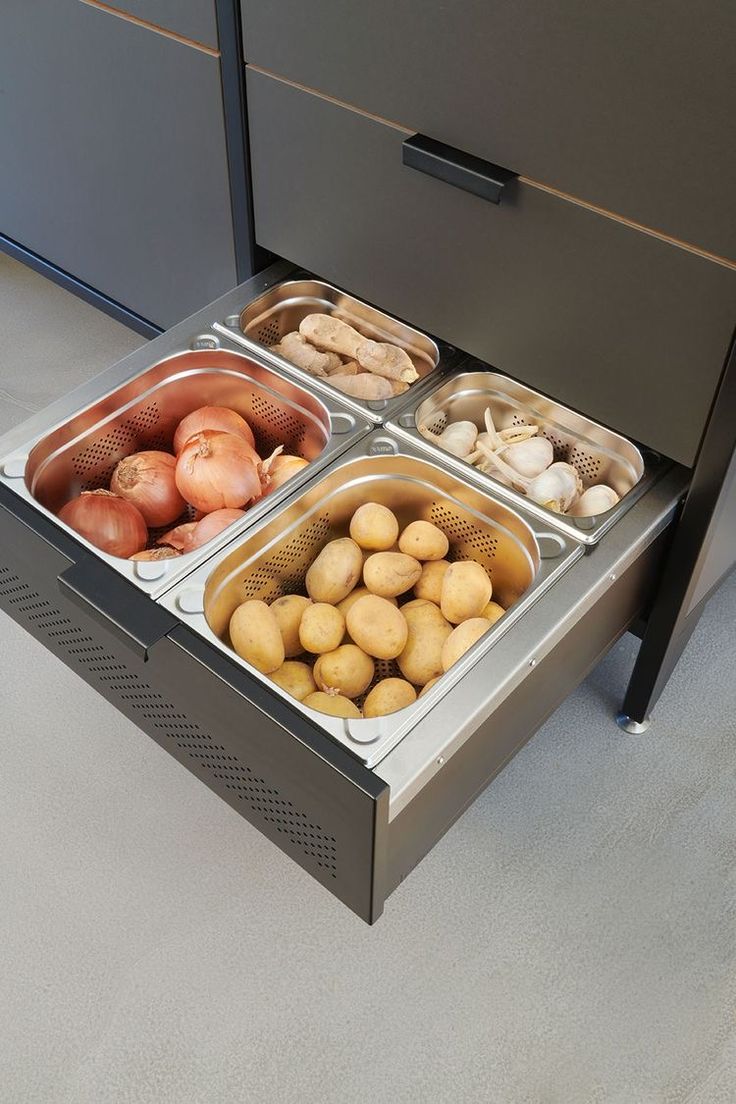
363, 552, 422, 598
349, 502, 400, 551
270, 594, 311, 657
440, 561, 493, 624
363, 678, 417, 718
337, 586, 397, 620
398, 520, 449, 561
299, 603, 345, 654
313, 644, 374, 699
481, 600, 506, 626
441, 618, 490, 672
418, 676, 441, 698
229, 600, 284, 674
345, 595, 408, 660
270, 661, 316, 702
303, 691, 362, 719
305, 538, 363, 604
414, 560, 450, 605
397, 601, 452, 687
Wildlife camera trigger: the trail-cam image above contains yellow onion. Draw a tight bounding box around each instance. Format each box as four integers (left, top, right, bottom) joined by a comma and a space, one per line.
110, 450, 185, 527
59, 490, 147, 558
173, 406, 255, 454
175, 431, 263, 513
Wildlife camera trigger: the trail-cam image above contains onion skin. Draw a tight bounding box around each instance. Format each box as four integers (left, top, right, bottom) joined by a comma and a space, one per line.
188, 508, 245, 550
173, 406, 255, 455
175, 431, 262, 513
157, 522, 197, 552
110, 450, 185, 527
59, 490, 147, 558
130, 547, 183, 561
264, 454, 309, 494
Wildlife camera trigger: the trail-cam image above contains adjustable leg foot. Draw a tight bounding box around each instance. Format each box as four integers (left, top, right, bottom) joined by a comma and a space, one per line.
615, 712, 652, 735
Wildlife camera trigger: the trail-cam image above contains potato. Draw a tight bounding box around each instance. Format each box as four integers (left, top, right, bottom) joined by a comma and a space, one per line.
414, 560, 450, 605
269, 594, 311, 657
349, 502, 400, 551
298, 602, 345, 654
337, 586, 397, 620
345, 595, 408, 659
397, 601, 452, 687
441, 618, 490, 672
418, 675, 441, 698
398, 520, 449, 561
363, 678, 417, 718
229, 600, 284, 674
305, 538, 363, 604
481, 600, 506, 626
363, 552, 422, 598
303, 691, 362, 719
440, 561, 493, 624
313, 644, 374, 699
270, 661, 316, 702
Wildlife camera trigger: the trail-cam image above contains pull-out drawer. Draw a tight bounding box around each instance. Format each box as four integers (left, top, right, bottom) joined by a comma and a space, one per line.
245, 69, 736, 470
241, 2, 736, 259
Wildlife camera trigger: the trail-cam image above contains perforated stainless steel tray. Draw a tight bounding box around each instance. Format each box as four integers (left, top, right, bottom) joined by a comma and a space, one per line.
0, 333, 368, 598
390, 369, 667, 545
212, 278, 449, 423
159, 432, 582, 767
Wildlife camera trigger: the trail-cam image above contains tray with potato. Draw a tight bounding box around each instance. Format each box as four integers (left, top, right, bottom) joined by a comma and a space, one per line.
213, 277, 451, 423
160, 434, 583, 767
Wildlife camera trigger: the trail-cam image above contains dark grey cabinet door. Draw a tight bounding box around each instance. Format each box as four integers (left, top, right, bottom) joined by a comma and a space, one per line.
241, 0, 736, 260
0, 1, 236, 328
246, 68, 736, 468
108, 1, 218, 48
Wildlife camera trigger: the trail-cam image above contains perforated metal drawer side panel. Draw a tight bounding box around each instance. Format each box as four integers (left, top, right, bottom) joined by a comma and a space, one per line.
0, 564, 338, 877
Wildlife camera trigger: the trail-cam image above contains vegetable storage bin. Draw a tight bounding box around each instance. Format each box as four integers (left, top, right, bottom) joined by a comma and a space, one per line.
212, 276, 456, 423
0, 263, 690, 922
0, 329, 368, 598
390, 368, 668, 545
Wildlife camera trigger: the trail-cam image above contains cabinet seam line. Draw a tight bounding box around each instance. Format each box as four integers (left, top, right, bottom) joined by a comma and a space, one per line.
78, 0, 220, 57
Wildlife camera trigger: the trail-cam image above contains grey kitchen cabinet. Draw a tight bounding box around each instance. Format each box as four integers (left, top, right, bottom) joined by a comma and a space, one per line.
240, 0, 736, 261
106, 0, 218, 49
0, 0, 236, 328
246, 68, 736, 468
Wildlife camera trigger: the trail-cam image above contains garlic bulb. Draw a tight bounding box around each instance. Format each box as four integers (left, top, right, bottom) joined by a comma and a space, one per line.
419, 419, 478, 458
480, 408, 553, 478
479, 450, 582, 513
569, 484, 620, 517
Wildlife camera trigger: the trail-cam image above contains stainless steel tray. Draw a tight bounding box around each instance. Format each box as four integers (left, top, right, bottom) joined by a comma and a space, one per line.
390, 369, 667, 545
159, 432, 582, 768
0, 334, 367, 598
212, 278, 446, 423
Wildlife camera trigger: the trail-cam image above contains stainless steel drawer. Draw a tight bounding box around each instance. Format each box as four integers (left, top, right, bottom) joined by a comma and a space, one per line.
245, 67, 736, 468
0, 264, 689, 923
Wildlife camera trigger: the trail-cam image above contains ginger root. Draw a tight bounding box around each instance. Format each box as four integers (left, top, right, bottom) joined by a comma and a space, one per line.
272, 332, 342, 376
356, 340, 419, 383
299, 314, 364, 359
327, 374, 394, 400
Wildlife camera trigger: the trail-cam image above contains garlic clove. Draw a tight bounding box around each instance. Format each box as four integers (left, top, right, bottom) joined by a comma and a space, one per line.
496, 436, 554, 479
420, 419, 478, 458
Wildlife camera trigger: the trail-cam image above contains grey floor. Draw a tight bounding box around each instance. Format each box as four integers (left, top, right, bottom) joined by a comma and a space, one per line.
1, 253, 735, 1104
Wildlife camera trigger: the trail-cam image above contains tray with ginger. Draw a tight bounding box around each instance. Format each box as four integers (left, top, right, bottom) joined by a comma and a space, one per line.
271, 314, 420, 401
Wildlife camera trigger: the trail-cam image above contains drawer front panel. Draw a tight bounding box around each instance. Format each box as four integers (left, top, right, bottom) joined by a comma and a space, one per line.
0, 0, 235, 328
247, 70, 736, 467
0, 485, 388, 924
241, 1, 736, 259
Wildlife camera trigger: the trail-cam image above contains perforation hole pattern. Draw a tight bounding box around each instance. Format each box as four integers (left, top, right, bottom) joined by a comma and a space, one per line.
255, 319, 282, 347
0, 565, 337, 876
72, 403, 166, 490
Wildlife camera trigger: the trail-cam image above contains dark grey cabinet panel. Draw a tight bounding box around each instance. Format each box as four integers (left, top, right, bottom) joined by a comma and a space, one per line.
108, 0, 218, 48
0, 1, 236, 328
247, 69, 736, 468
241, 0, 736, 260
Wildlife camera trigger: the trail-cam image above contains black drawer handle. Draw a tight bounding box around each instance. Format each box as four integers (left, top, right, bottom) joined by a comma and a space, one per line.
402, 133, 517, 204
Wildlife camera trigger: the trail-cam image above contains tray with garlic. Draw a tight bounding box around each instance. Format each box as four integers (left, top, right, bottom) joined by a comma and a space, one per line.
391, 370, 664, 546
